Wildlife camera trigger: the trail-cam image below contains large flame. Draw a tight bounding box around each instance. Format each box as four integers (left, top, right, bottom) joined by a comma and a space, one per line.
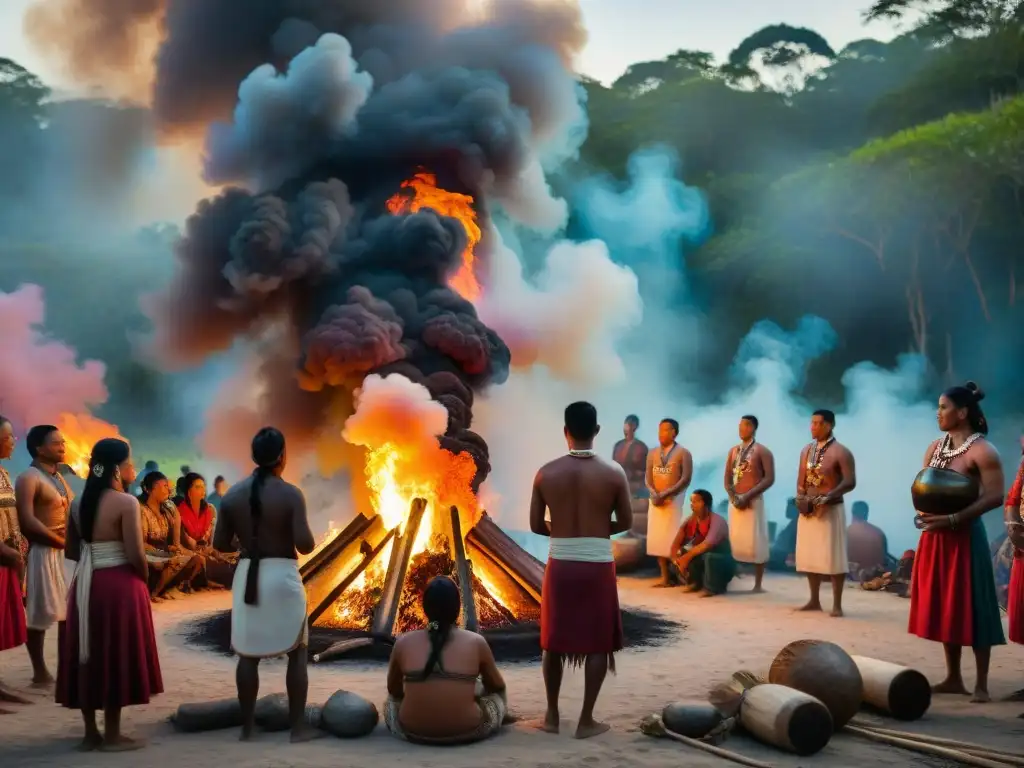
55, 413, 123, 476
385, 171, 483, 302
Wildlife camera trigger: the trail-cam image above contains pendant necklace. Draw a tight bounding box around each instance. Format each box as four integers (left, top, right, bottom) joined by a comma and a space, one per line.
805, 437, 834, 488
732, 440, 755, 486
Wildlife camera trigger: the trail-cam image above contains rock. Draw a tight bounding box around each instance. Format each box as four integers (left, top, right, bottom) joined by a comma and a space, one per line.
320, 690, 379, 738
171, 698, 242, 732
613, 534, 646, 572
662, 701, 724, 738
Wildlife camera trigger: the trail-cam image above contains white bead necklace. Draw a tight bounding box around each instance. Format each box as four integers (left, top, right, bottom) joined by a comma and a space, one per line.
928, 433, 983, 469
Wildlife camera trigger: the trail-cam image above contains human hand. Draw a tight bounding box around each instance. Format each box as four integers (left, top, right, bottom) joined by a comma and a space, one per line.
0, 543, 22, 568
916, 513, 951, 532
734, 493, 748, 509
651, 492, 663, 506
1007, 524, 1024, 551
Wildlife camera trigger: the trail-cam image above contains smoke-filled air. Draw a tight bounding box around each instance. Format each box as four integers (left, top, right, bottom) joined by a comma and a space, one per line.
4, 0, 1023, 555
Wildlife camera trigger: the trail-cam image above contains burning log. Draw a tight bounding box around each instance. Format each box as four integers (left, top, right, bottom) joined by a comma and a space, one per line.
466, 512, 543, 601
449, 506, 479, 632
301, 513, 375, 580
307, 518, 394, 625
371, 498, 427, 637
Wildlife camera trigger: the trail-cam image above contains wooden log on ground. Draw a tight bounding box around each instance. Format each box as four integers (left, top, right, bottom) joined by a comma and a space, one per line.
313, 637, 375, 663
300, 513, 374, 580
450, 506, 479, 631
306, 516, 391, 624
850, 655, 931, 721
371, 498, 427, 636
466, 512, 544, 600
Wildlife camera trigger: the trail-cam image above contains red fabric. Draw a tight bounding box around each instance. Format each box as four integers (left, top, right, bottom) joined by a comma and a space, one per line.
908, 529, 974, 646
177, 500, 212, 543
0, 565, 26, 651
1007, 456, 1024, 509
56, 564, 163, 710
1010, 554, 1024, 645
541, 559, 622, 657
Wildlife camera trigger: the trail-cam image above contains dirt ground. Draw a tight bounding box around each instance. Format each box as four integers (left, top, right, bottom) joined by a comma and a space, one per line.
1, 571, 1021, 768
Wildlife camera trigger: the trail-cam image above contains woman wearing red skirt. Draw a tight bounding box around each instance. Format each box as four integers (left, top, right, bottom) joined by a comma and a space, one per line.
1, 415, 30, 713
1004, 444, 1024, 706
57, 438, 162, 751
909, 382, 1005, 703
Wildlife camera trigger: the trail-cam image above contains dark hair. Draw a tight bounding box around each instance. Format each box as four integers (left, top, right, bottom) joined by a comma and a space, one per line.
812, 409, 836, 426
660, 418, 679, 435
741, 414, 759, 430
214, 475, 225, 485
181, 472, 208, 512
942, 381, 988, 435
78, 438, 131, 542
692, 489, 713, 510
419, 575, 461, 679
180, 465, 190, 475
144, 460, 158, 470
624, 414, 639, 427
0, 414, 10, 428
139, 471, 168, 504
245, 427, 286, 604
26, 424, 58, 459
851, 501, 868, 521
564, 401, 598, 441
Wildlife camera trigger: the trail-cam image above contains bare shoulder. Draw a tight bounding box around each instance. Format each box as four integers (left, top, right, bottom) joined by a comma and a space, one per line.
973, 439, 1001, 466
835, 441, 854, 460
598, 456, 627, 477
678, 445, 693, 460
116, 490, 138, 514
756, 443, 773, 459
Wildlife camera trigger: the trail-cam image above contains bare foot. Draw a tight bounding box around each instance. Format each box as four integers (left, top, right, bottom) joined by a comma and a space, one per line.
0, 685, 32, 704
679, 584, 700, 593
751, 586, 766, 594
290, 725, 325, 743
699, 589, 714, 598
30, 673, 54, 689
931, 679, 970, 695
76, 734, 103, 751
830, 607, 844, 618
541, 710, 560, 734
1002, 688, 1024, 703
970, 688, 991, 704
100, 736, 145, 752
652, 582, 673, 588
574, 720, 610, 739
795, 602, 821, 612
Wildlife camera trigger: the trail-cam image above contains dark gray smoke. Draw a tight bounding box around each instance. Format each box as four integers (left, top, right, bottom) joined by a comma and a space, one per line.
111, 0, 588, 487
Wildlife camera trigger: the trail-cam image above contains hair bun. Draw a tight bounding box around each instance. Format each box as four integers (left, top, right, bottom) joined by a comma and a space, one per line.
964, 381, 985, 402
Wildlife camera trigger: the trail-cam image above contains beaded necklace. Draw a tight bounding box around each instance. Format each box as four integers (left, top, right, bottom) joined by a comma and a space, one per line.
928, 433, 983, 470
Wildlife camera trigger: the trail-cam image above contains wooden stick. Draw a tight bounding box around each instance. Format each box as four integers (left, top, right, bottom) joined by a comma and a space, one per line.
300, 513, 374, 580
306, 520, 392, 624
371, 498, 427, 636
659, 729, 776, 768
845, 725, 1014, 768
466, 512, 544, 600
449, 506, 479, 632
849, 722, 1024, 764
312, 637, 374, 663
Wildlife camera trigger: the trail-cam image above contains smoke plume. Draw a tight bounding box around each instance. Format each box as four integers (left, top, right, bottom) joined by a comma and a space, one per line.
0, 284, 108, 430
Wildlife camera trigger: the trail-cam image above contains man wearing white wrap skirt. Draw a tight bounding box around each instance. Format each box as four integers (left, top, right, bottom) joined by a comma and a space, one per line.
646, 419, 692, 587
795, 409, 856, 617
15, 425, 73, 686
723, 415, 775, 592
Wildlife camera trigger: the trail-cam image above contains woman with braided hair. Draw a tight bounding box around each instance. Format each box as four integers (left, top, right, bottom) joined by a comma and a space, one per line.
385, 575, 508, 744
213, 427, 318, 742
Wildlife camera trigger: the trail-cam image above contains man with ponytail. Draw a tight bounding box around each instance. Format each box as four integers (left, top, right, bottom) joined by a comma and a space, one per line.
214, 427, 319, 742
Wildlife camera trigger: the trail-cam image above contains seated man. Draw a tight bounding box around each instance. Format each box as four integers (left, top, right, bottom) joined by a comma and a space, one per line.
670, 489, 736, 596
846, 501, 889, 582
385, 576, 508, 745
767, 498, 799, 572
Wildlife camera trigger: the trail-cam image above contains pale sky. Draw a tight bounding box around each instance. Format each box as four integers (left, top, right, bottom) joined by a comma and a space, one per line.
2, 0, 910, 88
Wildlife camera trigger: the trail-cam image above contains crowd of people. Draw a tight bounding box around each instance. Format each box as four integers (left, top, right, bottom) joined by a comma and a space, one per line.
0, 379, 1022, 748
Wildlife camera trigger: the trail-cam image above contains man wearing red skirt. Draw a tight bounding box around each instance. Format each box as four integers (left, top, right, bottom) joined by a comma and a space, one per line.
531, 401, 633, 740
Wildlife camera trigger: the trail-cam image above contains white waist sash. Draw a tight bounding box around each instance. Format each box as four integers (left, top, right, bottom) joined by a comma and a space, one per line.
548, 537, 614, 563
75, 540, 129, 662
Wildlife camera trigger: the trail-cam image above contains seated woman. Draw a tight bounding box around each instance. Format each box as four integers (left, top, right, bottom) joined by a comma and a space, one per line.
176, 472, 237, 588
671, 489, 737, 596
385, 576, 507, 745
138, 472, 201, 601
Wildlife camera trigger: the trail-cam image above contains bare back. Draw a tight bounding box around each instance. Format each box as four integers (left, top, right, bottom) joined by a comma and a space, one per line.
214, 475, 315, 559
68, 490, 146, 576
531, 456, 632, 539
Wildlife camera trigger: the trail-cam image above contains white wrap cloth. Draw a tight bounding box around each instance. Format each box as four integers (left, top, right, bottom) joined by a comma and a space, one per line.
231, 557, 308, 658
548, 537, 614, 563
25, 544, 68, 631
73, 540, 129, 662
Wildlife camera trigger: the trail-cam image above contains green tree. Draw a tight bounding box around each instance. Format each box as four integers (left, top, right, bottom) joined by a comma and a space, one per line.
727, 24, 837, 93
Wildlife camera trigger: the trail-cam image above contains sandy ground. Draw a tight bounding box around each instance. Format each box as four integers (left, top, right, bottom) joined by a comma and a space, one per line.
1, 571, 1022, 768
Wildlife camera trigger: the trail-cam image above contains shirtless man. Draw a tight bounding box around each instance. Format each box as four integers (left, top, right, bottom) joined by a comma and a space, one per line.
530, 401, 632, 739
795, 410, 856, 617
646, 419, 693, 586
15, 425, 72, 685
723, 415, 775, 592
611, 415, 648, 499
214, 427, 320, 743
